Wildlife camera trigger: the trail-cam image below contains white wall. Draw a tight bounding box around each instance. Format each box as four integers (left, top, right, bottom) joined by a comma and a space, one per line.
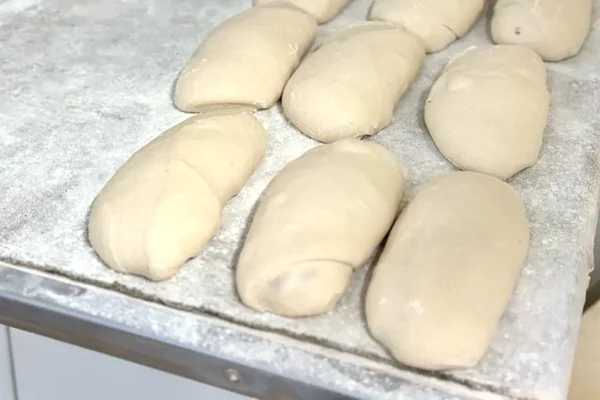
0, 326, 15, 400
9, 329, 247, 400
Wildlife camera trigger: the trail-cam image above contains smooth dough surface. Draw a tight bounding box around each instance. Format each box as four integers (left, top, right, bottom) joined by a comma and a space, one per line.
282, 22, 425, 143
88, 110, 267, 281
568, 300, 600, 400
369, 0, 485, 53
366, 171, 529, 370
253, 0, 351, 23
174, 4, 316, 112
236, 139, 404, 317
491, 0, 593, 61
425, 45, 549, 180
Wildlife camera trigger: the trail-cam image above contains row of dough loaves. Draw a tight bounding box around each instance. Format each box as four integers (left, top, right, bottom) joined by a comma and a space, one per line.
87, 0, 592, 371
247, 0, 592, 61
174, 0, 593, 121
236, 139, 530, 371
173, 2, 426, 143
87, 108, 529, 371
171, 0, 590, 178
369, 0, 592, 60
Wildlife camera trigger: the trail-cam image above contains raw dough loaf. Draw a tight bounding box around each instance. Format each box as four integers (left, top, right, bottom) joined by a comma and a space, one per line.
88, 110, 267, 281
174, 4, 317, 113
236, 139, 404, 317
369, 0, 485, 53
254, 0, 351, 24
568, 300, 600, 400
425, 45, 549, 180
491, 0, 593, 61
366, 171, 529, 370
282, 22, 425, 143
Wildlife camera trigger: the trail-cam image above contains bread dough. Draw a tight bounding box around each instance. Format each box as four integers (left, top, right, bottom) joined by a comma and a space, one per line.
425, 45, 549, 180
282, 22, 425, 143
369, 0, 485, 53
491, 0, 593, 61
568, 300, 600, 400
366, 171, 529, 370
174, 4, 316, 113
254, 0, 351, 24
88, 110, 267, 281
236, 139, 404, 317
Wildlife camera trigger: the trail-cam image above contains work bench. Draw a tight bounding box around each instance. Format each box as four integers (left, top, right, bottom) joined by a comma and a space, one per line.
0, 0, 599, 398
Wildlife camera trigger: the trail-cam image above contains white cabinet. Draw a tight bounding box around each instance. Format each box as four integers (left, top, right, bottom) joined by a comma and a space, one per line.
0, 326, 15, 400
10, 329, 247, 400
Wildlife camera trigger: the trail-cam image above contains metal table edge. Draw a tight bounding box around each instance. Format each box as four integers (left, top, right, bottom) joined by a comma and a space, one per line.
0, 261, 505, 400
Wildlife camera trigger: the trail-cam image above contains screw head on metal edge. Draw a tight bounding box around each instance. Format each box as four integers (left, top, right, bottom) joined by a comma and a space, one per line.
224, 368, 241, 383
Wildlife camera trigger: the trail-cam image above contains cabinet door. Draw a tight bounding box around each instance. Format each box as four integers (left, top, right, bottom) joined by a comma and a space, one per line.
0, 325, 15, 400
10, 329, 247, 400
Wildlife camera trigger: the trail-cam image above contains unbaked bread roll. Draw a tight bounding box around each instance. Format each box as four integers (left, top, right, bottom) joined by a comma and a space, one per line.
491, 0, 593, 61
425, 45, 549, 180
568, 300, 600, 400
369, 0, 485, 53
366, 171, 529, 370
174, 4, 317, 113
236, 139, 404, 317
282, 22, 425, 143
254, 0, 351, 24
88, 110, 267, 281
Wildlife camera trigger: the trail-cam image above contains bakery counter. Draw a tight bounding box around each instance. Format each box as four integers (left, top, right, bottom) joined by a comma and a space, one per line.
0, 0, 599, 399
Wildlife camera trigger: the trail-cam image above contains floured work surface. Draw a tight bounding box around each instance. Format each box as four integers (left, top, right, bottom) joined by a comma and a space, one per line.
0, 0, 599, 399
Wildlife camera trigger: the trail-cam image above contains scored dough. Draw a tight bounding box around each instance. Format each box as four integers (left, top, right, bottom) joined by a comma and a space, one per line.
254, 0, 351, 24
369, 0, 485, 53
282, 21, 425, 143
366, 171, 529, 370
425, 45, 549, 180
236, 139, 405, 317
174, 3, 316, 113
491, 0, 593, 61
88, 110, 267, 281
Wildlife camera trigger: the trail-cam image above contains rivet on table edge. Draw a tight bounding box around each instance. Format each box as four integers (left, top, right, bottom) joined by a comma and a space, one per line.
225, 368, 241, 383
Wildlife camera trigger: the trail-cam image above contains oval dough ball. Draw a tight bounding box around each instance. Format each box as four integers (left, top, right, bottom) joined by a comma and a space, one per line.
174, 4, 317, 113
425, 45, 549, 180
366, 171, 529, 370
282, 21, 425, 143
369, 0, 485, 53
236, 139, 405, 317
491, 0, 593, 61
88, 110, 267, 281
254, 0, 351, 24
